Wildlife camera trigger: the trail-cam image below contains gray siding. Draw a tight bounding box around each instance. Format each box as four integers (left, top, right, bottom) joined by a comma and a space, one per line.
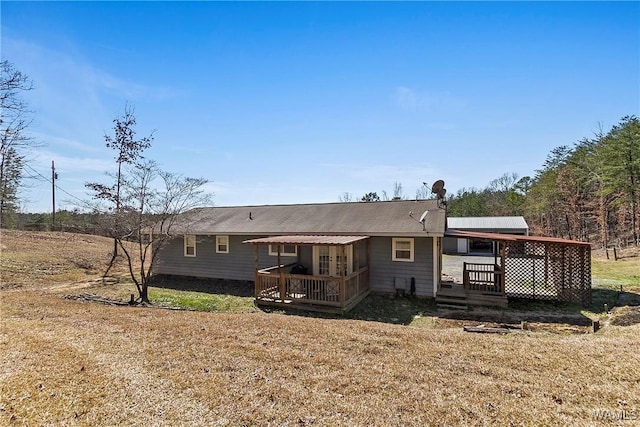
369, 236, 434, 297
153, 235, 304, 281
154, 235, 435, 297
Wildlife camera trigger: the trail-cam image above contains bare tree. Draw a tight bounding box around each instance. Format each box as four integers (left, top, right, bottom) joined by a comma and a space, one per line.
392, 181, 405, 200
0, 60, 34, 227
86, 105, 153, 276
111, 160, 212, 303
415, 182, 431, 200
338, 192, 354, 202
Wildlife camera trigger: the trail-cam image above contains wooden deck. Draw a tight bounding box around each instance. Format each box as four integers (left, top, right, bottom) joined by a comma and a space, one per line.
255, 265, 370, 313
437, 262, 508, 308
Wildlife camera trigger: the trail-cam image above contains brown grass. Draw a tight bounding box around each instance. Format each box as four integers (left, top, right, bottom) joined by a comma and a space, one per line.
2, 291, 639, 426
1, 231, 639, 425
0, 230, 131, 289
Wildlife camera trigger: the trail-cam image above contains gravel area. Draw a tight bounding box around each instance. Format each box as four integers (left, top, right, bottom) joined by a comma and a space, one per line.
441, 254, 499, 282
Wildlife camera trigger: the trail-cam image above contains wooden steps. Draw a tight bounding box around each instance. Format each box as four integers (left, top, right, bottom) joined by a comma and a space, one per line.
437, 283, 508, 309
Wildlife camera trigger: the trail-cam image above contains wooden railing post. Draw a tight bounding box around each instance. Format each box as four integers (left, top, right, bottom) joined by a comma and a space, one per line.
277, 245, 286, 301
463, 262, 468, 290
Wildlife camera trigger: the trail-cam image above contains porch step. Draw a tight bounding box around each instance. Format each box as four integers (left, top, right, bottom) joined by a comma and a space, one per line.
436, 301, 468, 310
467, 295, 508, 307
436, 290, 509, 309
436, 293, 469, 310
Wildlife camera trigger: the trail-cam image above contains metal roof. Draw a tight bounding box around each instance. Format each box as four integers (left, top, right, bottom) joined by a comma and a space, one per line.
167, 200, 446, 237
243, 235, 369, 246
445, 229, 591, 246
447, 216, 529, 232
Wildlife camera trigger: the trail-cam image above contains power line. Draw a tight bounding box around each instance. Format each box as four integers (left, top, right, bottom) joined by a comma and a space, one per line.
23, 163, 88, 205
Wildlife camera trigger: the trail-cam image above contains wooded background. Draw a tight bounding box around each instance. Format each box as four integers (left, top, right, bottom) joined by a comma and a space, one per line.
447, 116, 639, 248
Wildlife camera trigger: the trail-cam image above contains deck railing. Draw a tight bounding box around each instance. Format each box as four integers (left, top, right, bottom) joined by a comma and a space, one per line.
255, 265, 369, 309
463, 262, 504, 295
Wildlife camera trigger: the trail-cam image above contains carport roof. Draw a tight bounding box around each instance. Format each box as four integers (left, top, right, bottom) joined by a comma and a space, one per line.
447, 216, 529, 231
445, 229, 591, 247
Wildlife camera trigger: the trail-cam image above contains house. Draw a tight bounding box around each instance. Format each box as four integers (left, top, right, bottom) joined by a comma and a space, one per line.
443, 216, 529, 254
152, 200, 447, 312
153, 202, 591, 311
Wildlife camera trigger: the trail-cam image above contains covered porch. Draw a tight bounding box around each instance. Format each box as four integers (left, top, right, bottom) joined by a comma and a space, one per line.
438, 231, 592, 308
244, 235, 370, 314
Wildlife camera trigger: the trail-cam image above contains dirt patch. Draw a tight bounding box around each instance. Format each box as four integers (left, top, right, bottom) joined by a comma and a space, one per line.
609, 306, 640, 326
434, 316, 589, 335
607, 291, 640, 326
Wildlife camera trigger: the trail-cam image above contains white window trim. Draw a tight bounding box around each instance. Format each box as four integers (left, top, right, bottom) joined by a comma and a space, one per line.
269, 244, 298, 257
184, 234, 196, 257
392, 237, 414, 262
216, 235, 229, 254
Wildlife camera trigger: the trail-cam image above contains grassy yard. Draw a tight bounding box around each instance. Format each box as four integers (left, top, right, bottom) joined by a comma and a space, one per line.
1, 230, 639, 425
2, 290, 640, 426
592, 252, 640, 289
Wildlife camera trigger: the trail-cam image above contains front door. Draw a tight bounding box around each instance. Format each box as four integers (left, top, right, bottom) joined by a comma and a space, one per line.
313, 245, 353, 276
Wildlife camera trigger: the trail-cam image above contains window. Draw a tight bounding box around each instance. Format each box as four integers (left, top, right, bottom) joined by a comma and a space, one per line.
184, 235, 196, 257
269, 244, 298, 257
140, 232, 152, 245
216, 235, 229, 254
392, 238, 414, 262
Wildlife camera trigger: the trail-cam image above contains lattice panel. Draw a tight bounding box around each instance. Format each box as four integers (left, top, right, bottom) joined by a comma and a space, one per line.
504, 241, 591, 305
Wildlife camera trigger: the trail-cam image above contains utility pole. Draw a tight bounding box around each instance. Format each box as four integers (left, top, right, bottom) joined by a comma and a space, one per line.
51, 160, 57, 227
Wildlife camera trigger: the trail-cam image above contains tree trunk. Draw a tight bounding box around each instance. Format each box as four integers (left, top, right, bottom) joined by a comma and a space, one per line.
102, 238, 119, 278
140, 284, 150, 304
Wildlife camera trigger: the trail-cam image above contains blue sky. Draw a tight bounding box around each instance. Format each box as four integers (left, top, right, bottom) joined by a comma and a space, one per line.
2, 1, 639, 212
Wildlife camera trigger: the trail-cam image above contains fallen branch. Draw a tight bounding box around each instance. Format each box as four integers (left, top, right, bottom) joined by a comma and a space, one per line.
62, 293, 188, 311
463, 324, 512, 334
64, 293, 132, 306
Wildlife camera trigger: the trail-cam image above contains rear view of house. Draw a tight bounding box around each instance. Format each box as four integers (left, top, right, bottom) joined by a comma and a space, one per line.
153, 200, 447, 312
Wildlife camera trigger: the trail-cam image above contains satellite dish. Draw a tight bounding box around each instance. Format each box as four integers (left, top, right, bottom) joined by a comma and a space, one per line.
437, 188, 447, 199
419, 210, 429, 223
431, 180, 445, 194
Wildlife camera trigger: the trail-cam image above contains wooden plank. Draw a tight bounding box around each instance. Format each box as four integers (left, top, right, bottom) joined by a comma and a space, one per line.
463, 326, 511, 334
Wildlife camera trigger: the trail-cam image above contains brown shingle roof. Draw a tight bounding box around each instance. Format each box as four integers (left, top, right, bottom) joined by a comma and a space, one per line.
171, 200, 445, 237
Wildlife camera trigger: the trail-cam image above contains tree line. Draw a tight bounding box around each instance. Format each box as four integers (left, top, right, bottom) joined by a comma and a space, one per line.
447, 116, 639, 248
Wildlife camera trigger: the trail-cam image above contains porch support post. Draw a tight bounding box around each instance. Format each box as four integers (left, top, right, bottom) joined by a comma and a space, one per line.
355, 242, 360, 271
544, 243, 549, 289
254, 244, 259, 298
278, 245, 285, 301
340, 244, 346, 308
433, 237, 439, 298
500, 241, 506, 295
